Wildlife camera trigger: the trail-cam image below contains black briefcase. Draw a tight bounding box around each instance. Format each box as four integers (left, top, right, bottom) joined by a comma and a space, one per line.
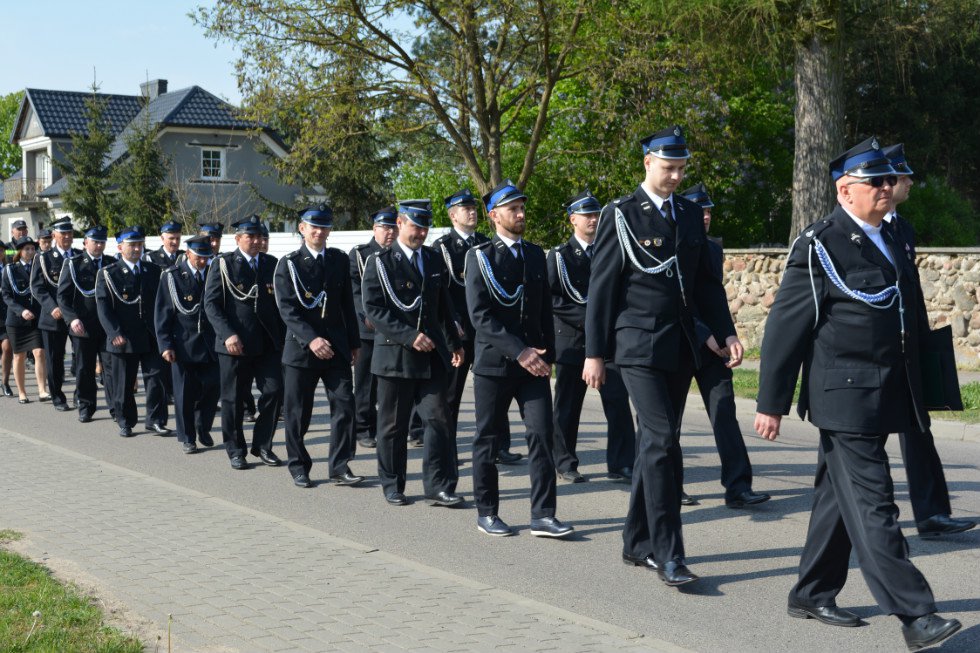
920, 326, 963, 411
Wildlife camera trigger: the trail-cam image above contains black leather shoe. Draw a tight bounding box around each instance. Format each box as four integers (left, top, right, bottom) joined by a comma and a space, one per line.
916, 514, 976, 538
243, 410, 257, 423
146, 423, 172, 436
230, 455, 248, 470
787, 599, 861, 627
78, 413, 93, 423
55, 402, 73, 412
357, 436, 377, 449
902, 614, 961, 651
608, 467, 633, 483
477, 515, 513, 537
293, 474, 313, 488
529, 516, 574, 538
657, 560, 699, 587
1, 383, 12, 397
426, 491, 464, 507
385, 492, 409, 506
726, 490, 772, 509
253, 449, 282, 466
558, 470, 587, 483
198, 432, 214, 448
622, 552, 659, 570
118, 426, 134, 437
181, 442, 198, 454
330, 470, 364, 486
496, 450, 523, 465
680, 492, 699, 506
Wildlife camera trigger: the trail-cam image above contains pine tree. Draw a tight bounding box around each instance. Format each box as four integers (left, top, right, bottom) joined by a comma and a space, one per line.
110, 113, 172, 231
56, 93, 115, 229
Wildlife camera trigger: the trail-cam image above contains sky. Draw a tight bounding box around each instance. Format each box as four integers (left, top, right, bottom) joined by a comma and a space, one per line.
0, 0, 242, 103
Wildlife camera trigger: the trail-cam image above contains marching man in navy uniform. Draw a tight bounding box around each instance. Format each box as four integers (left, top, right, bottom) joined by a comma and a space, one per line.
547, 190, 637, 483
755, 137, 960, 650
145, 220, 184, 269
349, 208, 398, 449
57, 225, 114, 423
465, 180, 573, 539
204, 215, 284, 471
155, 235, 219, 454
96, 226, 170, 437
881, 144, 975, 538
30, 216, 79, 411
672, 182, 770, 508
362, 199, 465, 507
584, 126, 739, 587
274, 205, 363, 488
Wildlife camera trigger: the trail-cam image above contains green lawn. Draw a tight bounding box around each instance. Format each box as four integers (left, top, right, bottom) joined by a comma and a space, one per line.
0, 531, 142, 653
723, 371, 980, 425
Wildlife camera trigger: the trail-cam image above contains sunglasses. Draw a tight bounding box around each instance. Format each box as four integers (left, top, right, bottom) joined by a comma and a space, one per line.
845, 175, 898, 188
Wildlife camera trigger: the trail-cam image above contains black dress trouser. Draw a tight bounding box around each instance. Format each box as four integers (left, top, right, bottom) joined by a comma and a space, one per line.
471, 372, 557, 519
376, 360, 457, 497
41, 329, 68, 404
898, 428, 952, 524
71, 335, 103, 418
353, 337, 377, 440
172, 360, 219, 444
792, 429, 936, 618
218, 350, 282, 459
282, 362, 356, 478
109, 351, 167, 429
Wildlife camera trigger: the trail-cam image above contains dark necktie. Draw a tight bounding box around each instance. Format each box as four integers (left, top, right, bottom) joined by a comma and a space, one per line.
133, 264, 141, 282
513, 243, 523, 262
465, 235, 475, 247
249, 258, 258, 274
585, 244, 594, 259
412, 251, 423, 277
94, 257, 101, 270
663, 200, 674, 224
195, 270, 203, 287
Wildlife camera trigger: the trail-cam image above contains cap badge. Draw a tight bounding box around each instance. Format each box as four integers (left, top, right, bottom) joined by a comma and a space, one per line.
673, 126, 681, 137
871, 137, 880, 150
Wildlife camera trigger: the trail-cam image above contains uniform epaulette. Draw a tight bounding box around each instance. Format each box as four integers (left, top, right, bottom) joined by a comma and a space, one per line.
283, 249, 301, 260
354, 242, 372, 251
612, 194, 634, 206
799, 219, 832, 241
471, 240, 493, 250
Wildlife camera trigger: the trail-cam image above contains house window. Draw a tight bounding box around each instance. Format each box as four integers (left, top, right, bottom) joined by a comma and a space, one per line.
201, 149, 224, 179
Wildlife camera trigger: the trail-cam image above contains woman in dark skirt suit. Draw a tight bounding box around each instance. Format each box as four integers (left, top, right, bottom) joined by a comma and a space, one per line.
0, 241, 13, 396
1, 237, 50, 403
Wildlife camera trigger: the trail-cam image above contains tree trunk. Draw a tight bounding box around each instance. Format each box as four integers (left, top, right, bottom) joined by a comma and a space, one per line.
790, 33, 844, 243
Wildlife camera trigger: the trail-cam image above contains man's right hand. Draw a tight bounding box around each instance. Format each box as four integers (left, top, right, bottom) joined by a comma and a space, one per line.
309, 337, 335, 360
112, 335, 127, 347
70, 319, 87, 337
161, 349, 176, 363
517, 347, 551, 377
21, 309, 35, 321
582, 356, 606, 389
754, 412, 782, 440
224, 334, 244, 356
412, 332, 435, 352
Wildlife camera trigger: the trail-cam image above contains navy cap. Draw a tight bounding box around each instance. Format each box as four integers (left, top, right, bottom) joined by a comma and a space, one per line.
371, 206, 398, 227
13, 236, 35, 249
483, 180, 527, 212
259, 223, 270, 237
300, 204, 334, 228
564, 190, 602, 215
233, 215, 264, 235
640, 125, 690, 159
883, 143, 914, 176
680, 182, 715, 208
50, 217, 73, 233
444, 188, 477, 209
184, 235, 214, 257
197, 221, 224, 235
115, 225, 145, 243
398, 200, 434, 227
160, 220, 182, 234
829, 136, 895, 181
84, 225, 108, 242
37, 228, 53, 239
11, 219, 27, 229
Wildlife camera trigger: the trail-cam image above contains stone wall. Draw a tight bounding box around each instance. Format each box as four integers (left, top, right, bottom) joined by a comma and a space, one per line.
723, 248, 980, 366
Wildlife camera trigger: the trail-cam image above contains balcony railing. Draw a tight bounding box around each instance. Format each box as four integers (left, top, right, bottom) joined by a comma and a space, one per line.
2, 177, 47, 203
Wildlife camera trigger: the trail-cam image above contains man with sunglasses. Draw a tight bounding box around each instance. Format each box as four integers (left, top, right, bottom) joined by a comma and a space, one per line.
882, 144, 975, 539
755, 137, 960, 651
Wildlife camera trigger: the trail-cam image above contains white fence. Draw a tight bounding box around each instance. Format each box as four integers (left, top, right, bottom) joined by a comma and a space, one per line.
99, 228, 453, 259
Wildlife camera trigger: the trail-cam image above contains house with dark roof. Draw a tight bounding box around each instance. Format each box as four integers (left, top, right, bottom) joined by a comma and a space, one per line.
2, 79, 314, 238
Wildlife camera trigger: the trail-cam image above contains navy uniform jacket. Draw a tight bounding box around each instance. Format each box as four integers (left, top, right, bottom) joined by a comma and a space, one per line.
465, 236, 555, 377
57, 252, 116, 341
756, 206, 931, 434
145, 247, 184, 270
349, 239, 385, 340
95, 259, 162, 354
154, 262, 216, 364
546, 237, 590, 366
362, 245, 462, 379
431, 230, 490, 341
2, 262, 40, 328
204, 250, 284, 355
585, 187, 735, 371
274, 244, 359, 368
30, 247, 80, 332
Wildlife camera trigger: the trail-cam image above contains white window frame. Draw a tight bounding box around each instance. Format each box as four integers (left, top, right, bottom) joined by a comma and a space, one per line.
200, 148, 226, 180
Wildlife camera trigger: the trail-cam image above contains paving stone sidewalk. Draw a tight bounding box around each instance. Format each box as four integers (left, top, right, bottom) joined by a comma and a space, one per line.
0, 428, 686, 653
